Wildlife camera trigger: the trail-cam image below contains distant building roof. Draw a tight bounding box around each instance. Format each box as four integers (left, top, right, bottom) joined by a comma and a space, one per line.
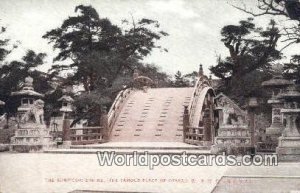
58, 95, 74, 102
262, 76, 294, 87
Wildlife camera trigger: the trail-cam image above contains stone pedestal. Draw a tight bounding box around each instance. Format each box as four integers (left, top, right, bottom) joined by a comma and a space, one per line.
265, 99, 284, 136
276, 109, 300, 161
10, 123, 55, 152
259, 98, 284, 152
61, 140, 72, 148
277, 136, 300, 161
211, 125, 251, 155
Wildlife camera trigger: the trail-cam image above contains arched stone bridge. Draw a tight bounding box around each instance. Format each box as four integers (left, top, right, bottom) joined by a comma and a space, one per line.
104, 72, 216, 146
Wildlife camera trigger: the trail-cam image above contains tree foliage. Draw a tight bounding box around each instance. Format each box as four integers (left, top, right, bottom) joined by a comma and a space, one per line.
0, 50, 48, 115
43, 5, 169, 124
135, 63, 172, 87
233, 0, 300, 49
171, 71, 198, 87
43, 5, 168, 93
210, 18, 280, 103
284, 54, 300, 84
0, 26, 10, 63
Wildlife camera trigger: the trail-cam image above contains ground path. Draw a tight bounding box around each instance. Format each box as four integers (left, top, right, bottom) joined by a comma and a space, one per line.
1, 152, 300, 193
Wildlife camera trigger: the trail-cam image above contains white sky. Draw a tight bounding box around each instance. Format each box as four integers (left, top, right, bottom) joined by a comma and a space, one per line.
0, 0, 299, 76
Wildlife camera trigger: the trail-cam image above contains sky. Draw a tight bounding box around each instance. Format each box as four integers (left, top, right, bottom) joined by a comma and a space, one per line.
0, 0, 299, 76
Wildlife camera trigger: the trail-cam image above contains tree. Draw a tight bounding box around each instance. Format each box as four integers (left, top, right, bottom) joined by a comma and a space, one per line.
0, 50, 47, 115
0, 26, 10, 63
210, 18, 280, 103
173, 71, 190, 87
43, 5, 169, 124
136, 63, 172, 87
184, 71, 199, 86
233, 0, 300, 49
283, 54, 300, 84
43, 5, 168, 92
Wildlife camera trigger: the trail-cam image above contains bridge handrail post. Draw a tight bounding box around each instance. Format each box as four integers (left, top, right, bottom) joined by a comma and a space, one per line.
183, 105, 190, 142
100, 107, 109, 141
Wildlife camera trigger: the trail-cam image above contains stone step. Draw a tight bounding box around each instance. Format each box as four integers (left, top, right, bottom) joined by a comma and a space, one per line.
69, 145, 209, 151
44, 142, 211, 154
44, 148, 211, 155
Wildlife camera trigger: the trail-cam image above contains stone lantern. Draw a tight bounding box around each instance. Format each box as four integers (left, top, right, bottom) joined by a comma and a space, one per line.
58, 95, 74, 119
276, 85, 300, 161
261, 64, 294, 151
10, 76, 54, 152
11, 76, 44, 119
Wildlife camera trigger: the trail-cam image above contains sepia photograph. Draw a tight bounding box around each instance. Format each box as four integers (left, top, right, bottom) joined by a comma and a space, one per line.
0, 0, 300, 192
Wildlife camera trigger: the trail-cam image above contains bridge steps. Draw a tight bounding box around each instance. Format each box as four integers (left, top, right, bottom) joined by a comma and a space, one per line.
110, 88, 194, 142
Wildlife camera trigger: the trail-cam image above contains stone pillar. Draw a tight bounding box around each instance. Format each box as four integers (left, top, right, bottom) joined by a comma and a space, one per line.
248, 108, 255, 147
266, 99, 284, 137
183, 106, 190, 142
100, 107, 109, 141
217, 108, 223, 128
203, 108, 211, 141
62, 119, 71, 147
247, 97, 258, 156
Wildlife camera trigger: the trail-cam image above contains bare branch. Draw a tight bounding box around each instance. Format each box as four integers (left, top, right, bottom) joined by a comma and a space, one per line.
230, 0, 288, 17
280, 40, 299, 51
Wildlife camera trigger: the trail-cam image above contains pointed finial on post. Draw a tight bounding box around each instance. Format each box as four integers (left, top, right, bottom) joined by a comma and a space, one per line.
199, 64, 203, 76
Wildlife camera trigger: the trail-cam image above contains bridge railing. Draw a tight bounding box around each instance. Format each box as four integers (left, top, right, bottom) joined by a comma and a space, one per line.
188, 81, 197, 120
69, 126, 104, 145
187, 77, 206, 125
184, 126, 205, 145
107, 88, 132, 135
60, 88, 132, 145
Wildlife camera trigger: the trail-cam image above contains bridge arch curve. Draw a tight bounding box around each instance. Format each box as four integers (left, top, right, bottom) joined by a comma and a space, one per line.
106, 75, 216, 146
